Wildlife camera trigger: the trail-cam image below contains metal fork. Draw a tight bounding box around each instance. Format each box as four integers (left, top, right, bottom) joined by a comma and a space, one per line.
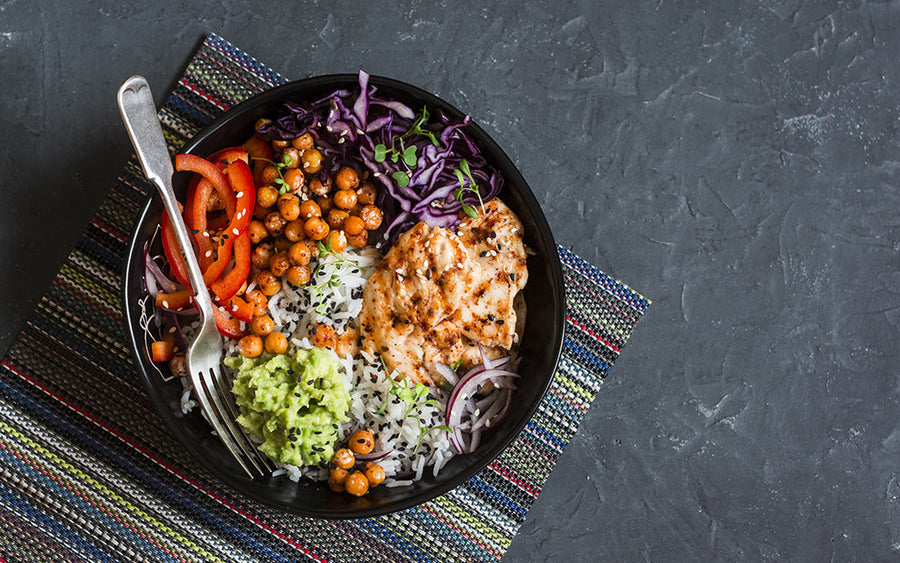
117, 75, 272, 479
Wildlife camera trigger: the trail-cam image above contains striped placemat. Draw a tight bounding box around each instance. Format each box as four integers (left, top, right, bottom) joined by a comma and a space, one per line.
0, 34, 649, 562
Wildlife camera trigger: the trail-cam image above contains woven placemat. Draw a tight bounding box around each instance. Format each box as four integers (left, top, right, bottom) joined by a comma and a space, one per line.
0, 34, 649, 562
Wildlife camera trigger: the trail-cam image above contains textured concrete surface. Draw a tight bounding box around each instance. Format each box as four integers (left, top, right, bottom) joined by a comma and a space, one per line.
2, 1, 900, 560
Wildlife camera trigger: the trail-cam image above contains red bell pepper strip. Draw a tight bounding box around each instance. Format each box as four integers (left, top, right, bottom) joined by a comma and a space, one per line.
176, 153, 236, 218
151, 335, 176, 362
155, 288, 193, 310
227, 295, 254, 323
190, 178, 217, 271
160, 211, 191, 289
209, 147, 250, 169
210, 231, 251, 303
199, 159, 256, 285
212, 307, 245, 339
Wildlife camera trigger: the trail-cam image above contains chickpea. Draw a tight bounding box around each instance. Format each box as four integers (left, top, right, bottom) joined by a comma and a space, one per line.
273, 236, 292, 252
283, 168, 305, 194
169, 353, 188, 377
309, 176, 331, 197
332, 448, 355, 470
250, 314, 274, 336
344, 471, 369, 497
359, 205, 383, 230
269, 251, 291, 277
288, 241, 312, 266
277, 193, 301, 222
255, 270, 282, 296
310, 323, 335, 348
304, 217, 330, 241
257, 185, 279, 208
299, 199, 322, 220
281, 147, 301, 169
346, 229, 369, 248
348, 429, 375, 455
264, 211, 287, 236
335, 167, 360, 191
286, 265, 311, 287
328, 467, 349, 492
316, 196, 334, 215
244, 289, 268, 317
252, 204, 270, 220
334, 326, 359, 358
272, 139, 290, 150
357, 182, 378, 205
260, 166, 280, 187
247, 219, 269, 244
301, 148, 324, 174
327, 208, 349, 230
251, 242, 275, 270
264, 331, 288, 354
333, 189, 357, 211
363, 462, 385, 487
342, 215, 365, 237
326, 230, 347, 254
283, 219, 306, 242
238, 335, 263, 358
292, 132, 314, 151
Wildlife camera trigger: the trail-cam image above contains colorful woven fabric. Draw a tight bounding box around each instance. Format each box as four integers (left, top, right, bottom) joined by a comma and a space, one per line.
0, 34, 649, 562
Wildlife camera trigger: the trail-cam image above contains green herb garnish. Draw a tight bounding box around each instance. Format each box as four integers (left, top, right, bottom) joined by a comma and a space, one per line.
453, 158, 484, 218
252, 153, 295, 195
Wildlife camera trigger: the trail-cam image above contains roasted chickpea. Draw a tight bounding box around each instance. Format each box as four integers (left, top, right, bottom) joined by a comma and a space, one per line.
273, 236, 292, 252
264, 331, 288, 354
269, 251, 291, 277
251, 242, 275, 269
326, 230, 347, 254
244, 289, 268, 317
299, 199, 322, 220
281, 147, 301, 169
346, 229, 368, 248
334, 326, 359, 358
328, 467, 349, 492
357, 182, 378, 205
333, 189, 357, 211
283, 219, 306, 242
255, 270, 282, 296
342, 215, 365, 237
250, 314, 274, 336
327, 208, 349, 230
301, 148, 324, 174
335, 167, 360, 191
260, 166, 280, 187
247, 219, 269, 244
264, 211, 287, 236
272, 139, 290, 150
309, 176, 331, 197
277, 193, 301, 222
310, 323, 335, 348
363, 462, 385, 486
238, 335, 263, 358
168, 353, 188, 377
348, 430, 375, 455
344, 471, 369, 497
252, 204, 270, 220
316, 196, 334, 215
283, 168, 305, 194
304, 217, 330, 241
256, 184, 279, 208
286, 265, 311, 287
292, 132, 314, 151
359, 205, 383, 230
288, 241, 312, 266
332, 448, 355, 470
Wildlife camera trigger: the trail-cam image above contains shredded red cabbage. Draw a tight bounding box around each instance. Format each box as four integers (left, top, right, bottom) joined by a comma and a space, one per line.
257, 71, 503, 250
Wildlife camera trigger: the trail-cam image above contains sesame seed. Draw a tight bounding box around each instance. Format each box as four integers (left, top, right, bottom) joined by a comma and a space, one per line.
237, 192, 244, 198
162, 300, 169, 308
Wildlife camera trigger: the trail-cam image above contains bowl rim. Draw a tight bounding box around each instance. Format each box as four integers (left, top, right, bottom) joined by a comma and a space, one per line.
122, 72, 566, 518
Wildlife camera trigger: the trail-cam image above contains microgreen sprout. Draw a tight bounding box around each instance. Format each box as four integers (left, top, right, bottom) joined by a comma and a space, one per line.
453, 158, 485, 218
374, 106, 440, 190
252, 153, 296, 194
372, 362, 449, 452
307, 239, 355, 314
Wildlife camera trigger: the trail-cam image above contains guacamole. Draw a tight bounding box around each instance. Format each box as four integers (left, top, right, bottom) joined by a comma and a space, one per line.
225, 347, 351, 467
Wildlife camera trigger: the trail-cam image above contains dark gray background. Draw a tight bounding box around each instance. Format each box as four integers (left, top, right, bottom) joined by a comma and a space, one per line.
2, 1, 898, 560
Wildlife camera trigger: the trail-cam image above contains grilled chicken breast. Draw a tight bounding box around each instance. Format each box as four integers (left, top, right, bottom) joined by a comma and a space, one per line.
359, 199, 528, 386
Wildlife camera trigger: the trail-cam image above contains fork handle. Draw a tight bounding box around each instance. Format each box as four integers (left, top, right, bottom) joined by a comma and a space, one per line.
117, 76, 215, 319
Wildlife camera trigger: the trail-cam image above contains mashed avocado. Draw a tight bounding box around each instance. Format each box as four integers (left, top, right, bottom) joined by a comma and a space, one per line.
225, 348, 350, 467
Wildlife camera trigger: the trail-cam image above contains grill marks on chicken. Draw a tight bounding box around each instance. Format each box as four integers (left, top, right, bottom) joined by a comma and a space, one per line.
359, 199, 528, 386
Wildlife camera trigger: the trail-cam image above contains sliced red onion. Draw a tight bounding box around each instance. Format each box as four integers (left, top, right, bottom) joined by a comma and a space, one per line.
433, 362, 459, 386
144, 248, 178, 294
355, 449, 393, 462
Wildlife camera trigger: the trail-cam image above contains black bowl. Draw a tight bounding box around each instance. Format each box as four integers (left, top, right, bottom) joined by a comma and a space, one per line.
123, 74, 565, 518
